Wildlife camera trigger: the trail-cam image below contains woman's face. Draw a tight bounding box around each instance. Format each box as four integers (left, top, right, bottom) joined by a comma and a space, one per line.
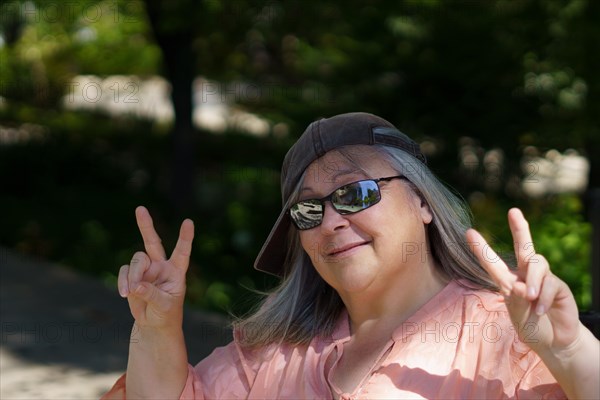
298, 148, 433, 296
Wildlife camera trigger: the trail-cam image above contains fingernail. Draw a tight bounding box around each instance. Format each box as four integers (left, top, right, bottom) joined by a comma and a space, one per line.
119, 289, 128, 298
535, 304, 545, 316
528, 286, 536, 298
135, 285, 145, 295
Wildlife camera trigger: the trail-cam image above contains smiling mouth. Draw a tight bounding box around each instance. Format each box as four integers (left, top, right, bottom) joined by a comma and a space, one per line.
327, 241, 370, 257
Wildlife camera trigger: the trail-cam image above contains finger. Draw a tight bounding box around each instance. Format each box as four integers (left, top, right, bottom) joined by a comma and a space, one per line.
525, 254, 550, 300
132, 281, 174, 314
508, 208, 536, 270
466, 228, 517, 295
127, 251, 151, 293
117, 265, 130, 297
135, 206, 167, 261
535, 274, 559, 316
170, 219, 195, 269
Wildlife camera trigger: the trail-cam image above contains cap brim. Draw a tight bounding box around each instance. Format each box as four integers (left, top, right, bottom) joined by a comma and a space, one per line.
253, 201, 293, 276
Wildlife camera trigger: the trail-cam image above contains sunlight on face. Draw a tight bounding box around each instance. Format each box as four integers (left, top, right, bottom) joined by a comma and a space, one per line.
297, 146, 432, 296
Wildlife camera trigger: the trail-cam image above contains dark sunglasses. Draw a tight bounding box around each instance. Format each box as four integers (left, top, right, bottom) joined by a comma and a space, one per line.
289, 175, 405, 230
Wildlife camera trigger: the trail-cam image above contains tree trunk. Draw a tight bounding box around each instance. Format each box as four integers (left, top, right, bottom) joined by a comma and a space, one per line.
143, 0, 196, 214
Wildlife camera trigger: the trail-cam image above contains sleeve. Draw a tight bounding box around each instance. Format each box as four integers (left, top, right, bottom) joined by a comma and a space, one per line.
99, 365, 200, 400
190, 340, 256, 399
514, 355, 567, 400
465, 292, 568, 400
509, 337, 567, 399
99, 341, 255, 400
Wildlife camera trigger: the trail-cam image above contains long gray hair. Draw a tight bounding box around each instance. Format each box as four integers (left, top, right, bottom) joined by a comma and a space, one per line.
234, 145, 498, 347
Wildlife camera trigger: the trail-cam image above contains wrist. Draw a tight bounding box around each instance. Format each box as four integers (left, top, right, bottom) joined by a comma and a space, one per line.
536, 322, 585, 366
133, 320, 183, 336
535, 323, 600, 399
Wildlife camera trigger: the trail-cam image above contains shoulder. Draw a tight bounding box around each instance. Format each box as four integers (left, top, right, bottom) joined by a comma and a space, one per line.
451, 281, 538, 357
453, 280, 508, 315
446, 280, 520, 346
454, 286, 565, 397
423, 279, 509, 326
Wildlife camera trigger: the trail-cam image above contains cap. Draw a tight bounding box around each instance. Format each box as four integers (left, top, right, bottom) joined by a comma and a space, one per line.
254, 112, 426, 276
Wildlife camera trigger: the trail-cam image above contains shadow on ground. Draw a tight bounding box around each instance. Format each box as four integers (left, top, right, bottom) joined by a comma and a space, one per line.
0, 247, 231, 398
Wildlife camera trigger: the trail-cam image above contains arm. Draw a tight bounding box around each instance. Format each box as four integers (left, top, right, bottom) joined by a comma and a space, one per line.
534, 321, 599, 400
467, 208, 599, 399
117, 206, 194, 399
125, 324, 189, 399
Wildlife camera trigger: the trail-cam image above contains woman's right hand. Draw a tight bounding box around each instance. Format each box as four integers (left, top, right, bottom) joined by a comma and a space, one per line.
117, 206, 194, 329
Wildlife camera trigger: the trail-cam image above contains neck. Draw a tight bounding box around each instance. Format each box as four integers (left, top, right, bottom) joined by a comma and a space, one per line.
340, 260, 448, 340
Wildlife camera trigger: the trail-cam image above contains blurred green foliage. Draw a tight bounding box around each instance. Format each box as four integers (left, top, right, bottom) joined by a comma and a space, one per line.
0, 106, 593, 312
0, 0, 160, 108
0, 106, 285, 313
0, 0, 597, 313
471, 195, 592, 309
531, 197, 592, 308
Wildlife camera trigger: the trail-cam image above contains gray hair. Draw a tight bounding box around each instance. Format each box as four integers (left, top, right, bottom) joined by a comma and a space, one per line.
234, 145, 498, 347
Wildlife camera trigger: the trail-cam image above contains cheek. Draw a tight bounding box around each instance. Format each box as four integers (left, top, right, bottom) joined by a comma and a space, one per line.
299, 232, 318, 262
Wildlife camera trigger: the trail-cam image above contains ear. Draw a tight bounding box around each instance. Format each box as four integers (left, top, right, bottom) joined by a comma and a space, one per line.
411, 193, 433, 225
403, 182, 433, 224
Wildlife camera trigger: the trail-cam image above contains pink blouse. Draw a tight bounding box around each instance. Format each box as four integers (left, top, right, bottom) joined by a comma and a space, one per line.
101, 280, 566, 399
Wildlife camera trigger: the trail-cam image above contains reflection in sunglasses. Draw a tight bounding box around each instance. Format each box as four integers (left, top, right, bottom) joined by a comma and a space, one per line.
290, 176, 403, 230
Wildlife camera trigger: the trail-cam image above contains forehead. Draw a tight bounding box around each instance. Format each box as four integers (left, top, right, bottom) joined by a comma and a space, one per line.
301, 146, 395, 189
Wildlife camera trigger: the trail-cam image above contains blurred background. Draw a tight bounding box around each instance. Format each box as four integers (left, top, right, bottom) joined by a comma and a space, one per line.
1, 0, 599, 396
1, 0, 599, 364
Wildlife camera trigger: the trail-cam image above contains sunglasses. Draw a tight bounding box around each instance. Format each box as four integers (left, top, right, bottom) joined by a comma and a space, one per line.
289, 175, 405, 230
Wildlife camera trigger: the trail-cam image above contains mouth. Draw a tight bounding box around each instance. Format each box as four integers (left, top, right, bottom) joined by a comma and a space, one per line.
327, 241, 370, 257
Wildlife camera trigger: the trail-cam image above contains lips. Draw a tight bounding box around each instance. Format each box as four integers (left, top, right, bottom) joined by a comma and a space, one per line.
327, 241, 370, 256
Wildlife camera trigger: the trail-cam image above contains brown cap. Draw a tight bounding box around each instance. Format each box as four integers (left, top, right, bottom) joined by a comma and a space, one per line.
254, 112, 426, 276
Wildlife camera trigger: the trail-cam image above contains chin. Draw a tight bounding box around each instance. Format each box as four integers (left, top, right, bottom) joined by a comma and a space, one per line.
329, 268, 378, 294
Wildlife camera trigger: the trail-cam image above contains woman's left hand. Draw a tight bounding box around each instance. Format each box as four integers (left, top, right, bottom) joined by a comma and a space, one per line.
466, 208, 580, 355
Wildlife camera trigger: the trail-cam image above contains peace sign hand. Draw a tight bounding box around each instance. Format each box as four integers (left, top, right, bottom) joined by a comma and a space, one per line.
466, 208, 580, 355
117, 206, 195, 329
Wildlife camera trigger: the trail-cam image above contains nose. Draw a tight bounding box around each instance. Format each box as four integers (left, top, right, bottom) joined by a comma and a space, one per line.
320, 201, 350, 233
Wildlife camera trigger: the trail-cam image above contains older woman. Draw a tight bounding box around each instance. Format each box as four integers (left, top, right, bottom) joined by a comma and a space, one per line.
103, 113, 599, 399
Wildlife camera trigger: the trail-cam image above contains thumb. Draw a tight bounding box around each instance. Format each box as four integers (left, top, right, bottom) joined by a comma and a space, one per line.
133, 282, 176, 314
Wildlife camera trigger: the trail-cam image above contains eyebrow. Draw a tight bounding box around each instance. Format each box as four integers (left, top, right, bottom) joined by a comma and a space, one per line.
300, 168, 364, 193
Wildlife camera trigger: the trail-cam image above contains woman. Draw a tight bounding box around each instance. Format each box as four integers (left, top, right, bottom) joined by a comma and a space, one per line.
103, 112, 599, 399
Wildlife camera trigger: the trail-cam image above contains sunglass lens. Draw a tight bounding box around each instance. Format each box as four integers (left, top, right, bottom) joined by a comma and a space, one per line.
332, 180, 381, 214
290, 199, 323, 230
